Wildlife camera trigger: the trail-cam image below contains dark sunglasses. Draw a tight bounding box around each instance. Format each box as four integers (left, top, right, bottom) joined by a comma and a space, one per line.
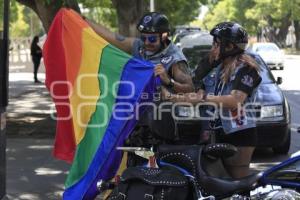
140, 35, 159, 43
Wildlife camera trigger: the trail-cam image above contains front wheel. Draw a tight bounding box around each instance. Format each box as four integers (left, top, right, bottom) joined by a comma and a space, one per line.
272, 129, 291, 154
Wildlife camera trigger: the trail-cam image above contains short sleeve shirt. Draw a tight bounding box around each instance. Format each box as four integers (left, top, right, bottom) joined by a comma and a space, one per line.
232, 66, 262, 96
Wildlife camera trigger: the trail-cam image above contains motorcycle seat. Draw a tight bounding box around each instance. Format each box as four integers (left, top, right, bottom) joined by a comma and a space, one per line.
157, 144, 263, 198
203, 143, 237, 159
198, 172, 262, 198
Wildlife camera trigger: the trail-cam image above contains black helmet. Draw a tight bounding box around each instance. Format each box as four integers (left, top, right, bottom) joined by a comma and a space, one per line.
210, 22, 248, 50
137, 12, 170, 33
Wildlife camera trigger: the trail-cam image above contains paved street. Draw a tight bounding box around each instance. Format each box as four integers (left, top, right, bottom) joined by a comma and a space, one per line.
5, 54, 300, 199
251, 54, 300, 171
6, 61, 70, 200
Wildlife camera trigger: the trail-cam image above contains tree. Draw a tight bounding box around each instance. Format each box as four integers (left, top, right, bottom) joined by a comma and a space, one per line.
16, 0, 80, 32
202, 0, 256, 33
202, 0, 300, 49
0, 0, 18, 30
16, 0, 206, 37
10, 3, 29, 37
23, 7, 45, 37
156, 0, 206, 30
112, 0, 147, 36
80, 0, 117, 30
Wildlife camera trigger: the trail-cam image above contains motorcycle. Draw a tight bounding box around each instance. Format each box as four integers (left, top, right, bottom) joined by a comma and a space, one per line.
96, 105, 300, 200
97, 145, 300, 200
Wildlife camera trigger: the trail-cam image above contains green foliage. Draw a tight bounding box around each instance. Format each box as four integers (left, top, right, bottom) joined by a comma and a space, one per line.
0, 0, 18, 31
23, 7, 44, 36
78, 0, 117, 30
203, 0, 300, 35
203, 0, 258, 33
10, 3, 29, 37
156, 0, 205, 29
202, 0, 234, 30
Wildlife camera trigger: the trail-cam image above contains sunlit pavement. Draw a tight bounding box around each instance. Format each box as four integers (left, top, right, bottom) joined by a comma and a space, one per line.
250, 54, 300, 172
6, 64, 70, 199
6, 139, 69, 200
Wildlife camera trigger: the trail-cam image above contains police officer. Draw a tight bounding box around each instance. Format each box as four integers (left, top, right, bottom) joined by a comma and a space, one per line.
162, 22, 262, 178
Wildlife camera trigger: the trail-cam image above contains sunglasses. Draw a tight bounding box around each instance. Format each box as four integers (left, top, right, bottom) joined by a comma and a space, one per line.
140, 35, 159, 43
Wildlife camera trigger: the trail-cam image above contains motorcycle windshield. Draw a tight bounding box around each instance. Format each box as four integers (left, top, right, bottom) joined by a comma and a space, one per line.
261, 155, 300, 188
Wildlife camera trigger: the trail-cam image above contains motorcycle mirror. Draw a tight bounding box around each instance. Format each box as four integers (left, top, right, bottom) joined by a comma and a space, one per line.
276, 77, 283, 85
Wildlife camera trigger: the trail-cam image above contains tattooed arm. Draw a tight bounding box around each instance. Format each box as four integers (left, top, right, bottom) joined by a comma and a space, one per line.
85, 19, 135, 54
171, 61, 194, 93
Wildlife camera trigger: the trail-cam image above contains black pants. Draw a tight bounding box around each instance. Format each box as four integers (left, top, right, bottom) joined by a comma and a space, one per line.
32, 56, 41, 81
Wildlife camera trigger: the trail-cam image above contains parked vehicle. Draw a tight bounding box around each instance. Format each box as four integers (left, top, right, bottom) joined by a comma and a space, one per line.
253, 53, 291, 154
178, 31, 291, 154
247, 42, 285, 70
178, 31, 213, 71
172, 26, 202, 48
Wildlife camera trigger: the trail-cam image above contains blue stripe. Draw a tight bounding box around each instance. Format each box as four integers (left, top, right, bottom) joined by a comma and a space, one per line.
63, 57, 157, 199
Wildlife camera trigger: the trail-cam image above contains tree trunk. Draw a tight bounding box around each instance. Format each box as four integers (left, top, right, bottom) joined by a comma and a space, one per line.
276, 14, 291, 48
112, 0, 147, 37
16, 0, 80, 33
294, 20, 300, 50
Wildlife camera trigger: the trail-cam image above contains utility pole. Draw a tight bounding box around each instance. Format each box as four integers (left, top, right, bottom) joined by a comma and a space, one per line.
150, 0, 155, 12
0, 0, 9, 199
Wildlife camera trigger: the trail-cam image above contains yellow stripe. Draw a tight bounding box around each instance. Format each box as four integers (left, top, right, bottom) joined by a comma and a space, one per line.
69, 27, 108, 144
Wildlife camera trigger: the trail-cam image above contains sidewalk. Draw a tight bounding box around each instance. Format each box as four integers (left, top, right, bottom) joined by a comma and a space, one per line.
6, 70, 69, 200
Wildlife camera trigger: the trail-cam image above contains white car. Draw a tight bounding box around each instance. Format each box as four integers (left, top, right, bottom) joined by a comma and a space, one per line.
248, 42, 285, 70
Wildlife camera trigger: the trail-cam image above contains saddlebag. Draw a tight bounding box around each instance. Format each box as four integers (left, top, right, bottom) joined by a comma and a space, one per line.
106, 165, 190, 200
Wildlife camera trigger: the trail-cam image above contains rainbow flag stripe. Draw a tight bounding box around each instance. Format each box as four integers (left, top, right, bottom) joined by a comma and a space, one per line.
43, 8, 156, 199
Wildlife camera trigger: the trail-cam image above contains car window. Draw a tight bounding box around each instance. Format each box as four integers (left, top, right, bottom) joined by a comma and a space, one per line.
182, 45, 211, 71
253, 55, 276, 84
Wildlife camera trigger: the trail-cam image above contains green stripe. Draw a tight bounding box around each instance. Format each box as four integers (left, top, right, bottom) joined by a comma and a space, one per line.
65, 44, 131, 187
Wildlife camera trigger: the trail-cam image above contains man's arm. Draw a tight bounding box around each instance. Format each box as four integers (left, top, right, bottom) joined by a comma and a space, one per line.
171, 61, 194, 93
86, 19, 135, 54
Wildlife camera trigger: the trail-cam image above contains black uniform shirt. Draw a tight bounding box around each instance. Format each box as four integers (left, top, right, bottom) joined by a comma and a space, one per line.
232, 66, 262, 96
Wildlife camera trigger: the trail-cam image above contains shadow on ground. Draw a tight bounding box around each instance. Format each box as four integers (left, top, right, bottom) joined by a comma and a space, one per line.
6, 139, 69, 200
6, 79, 70, 200
7, 80, 55, 138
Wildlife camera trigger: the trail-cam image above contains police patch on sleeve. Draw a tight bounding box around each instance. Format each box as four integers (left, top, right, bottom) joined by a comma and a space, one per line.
143, 16, 152, 24
161, 56, 173, 65
241, 75, 254, 87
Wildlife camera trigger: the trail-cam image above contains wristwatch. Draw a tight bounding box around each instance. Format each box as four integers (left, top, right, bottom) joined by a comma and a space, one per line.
167, 78, 175, 88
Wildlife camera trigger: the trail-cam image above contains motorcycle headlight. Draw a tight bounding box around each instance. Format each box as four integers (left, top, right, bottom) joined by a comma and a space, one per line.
261, 105, 283, 118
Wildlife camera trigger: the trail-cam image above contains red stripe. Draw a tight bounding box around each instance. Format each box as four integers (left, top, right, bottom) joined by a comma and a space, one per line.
43, 9, 76, 162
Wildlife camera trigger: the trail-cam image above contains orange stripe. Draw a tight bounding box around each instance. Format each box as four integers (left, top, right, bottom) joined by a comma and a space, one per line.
62, 8, 89, 86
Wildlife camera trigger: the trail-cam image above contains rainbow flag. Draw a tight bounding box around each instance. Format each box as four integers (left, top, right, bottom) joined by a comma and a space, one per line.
43, 8, 157, 199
